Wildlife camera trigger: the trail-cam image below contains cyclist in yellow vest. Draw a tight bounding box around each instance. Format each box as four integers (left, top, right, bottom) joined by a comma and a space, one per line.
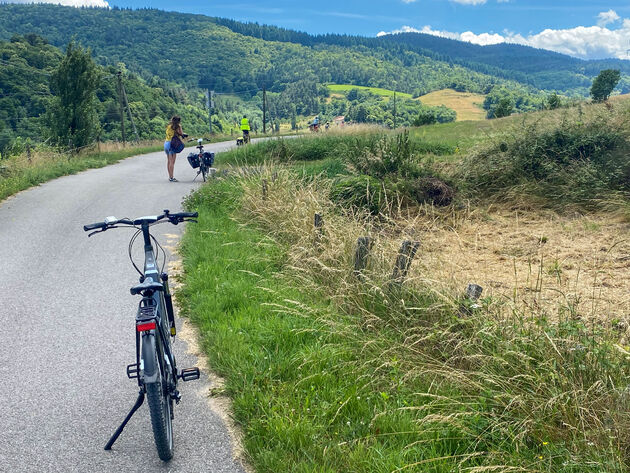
240, 115, 250, 143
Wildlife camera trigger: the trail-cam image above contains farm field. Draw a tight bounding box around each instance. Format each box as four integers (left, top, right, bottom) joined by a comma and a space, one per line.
327, 84, 413, 99
417, 88, 487, 121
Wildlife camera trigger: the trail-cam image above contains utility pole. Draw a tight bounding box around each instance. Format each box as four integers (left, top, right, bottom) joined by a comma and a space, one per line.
206, 89, 214, 134
117, 71, 126, 145
393, 91, 397, 129
262, 85, 267, 134
121, 78, 139, 141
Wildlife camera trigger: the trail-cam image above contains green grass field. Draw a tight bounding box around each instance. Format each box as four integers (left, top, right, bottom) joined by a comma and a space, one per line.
327, 84, 412, 99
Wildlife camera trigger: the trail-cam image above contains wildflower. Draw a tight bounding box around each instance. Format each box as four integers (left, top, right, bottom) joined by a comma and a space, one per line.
542, 442, 548, 446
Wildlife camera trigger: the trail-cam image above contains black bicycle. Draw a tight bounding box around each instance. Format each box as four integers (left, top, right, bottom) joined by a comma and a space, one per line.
187, 138, 214, 182
84, 210, 200, 461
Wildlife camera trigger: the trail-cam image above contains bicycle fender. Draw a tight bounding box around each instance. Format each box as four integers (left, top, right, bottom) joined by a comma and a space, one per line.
141, 333, 160, 384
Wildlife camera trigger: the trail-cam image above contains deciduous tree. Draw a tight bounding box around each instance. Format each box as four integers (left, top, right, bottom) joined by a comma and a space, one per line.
46, 41, 100, 149
590, 69, 620, 103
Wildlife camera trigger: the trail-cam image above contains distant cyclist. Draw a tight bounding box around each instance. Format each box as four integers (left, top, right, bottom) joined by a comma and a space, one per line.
240, 115, 250, 143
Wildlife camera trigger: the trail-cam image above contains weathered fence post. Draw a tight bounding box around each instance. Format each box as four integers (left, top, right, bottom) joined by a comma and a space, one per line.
466, 283, 483, 301
262, 178, 268, 200
391, 240, 420, 285
459, 283, 484, 316
314, 213, 324, 244
26, 143, 31, 163
67, 138, 73, 161
354, 236, 373, 278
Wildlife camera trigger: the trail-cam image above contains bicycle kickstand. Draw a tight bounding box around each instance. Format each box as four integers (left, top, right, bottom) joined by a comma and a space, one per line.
104, 389, 145, 450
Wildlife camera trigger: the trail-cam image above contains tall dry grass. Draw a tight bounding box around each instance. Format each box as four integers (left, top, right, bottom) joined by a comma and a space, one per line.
232, 166, 630, 471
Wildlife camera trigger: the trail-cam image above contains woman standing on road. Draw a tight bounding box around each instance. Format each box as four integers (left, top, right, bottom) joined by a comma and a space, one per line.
164, 115, 187, 182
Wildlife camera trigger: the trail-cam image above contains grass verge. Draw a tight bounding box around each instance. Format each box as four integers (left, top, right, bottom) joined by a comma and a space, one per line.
0, 143, 164, 202
179, 172, 630, 472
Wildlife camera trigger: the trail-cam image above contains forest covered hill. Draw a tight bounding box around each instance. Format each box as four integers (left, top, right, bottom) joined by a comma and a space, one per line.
1, 3, 626, 153
0, 3, 541, 99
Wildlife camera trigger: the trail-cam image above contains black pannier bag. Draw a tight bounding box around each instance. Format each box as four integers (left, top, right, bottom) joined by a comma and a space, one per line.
202, 152, 214, 167
187, 152, 200, 168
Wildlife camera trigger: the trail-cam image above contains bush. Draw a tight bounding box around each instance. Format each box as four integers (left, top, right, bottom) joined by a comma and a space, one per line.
330, 175, 400, 215
343, 131, 420, 180
458, 117, 630, 208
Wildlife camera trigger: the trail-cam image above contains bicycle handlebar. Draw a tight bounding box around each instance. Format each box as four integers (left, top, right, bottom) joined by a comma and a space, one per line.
83, 211, 198, 233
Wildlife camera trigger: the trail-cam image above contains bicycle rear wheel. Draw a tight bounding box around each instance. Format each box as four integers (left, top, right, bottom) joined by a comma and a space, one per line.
142, 334, 174, 461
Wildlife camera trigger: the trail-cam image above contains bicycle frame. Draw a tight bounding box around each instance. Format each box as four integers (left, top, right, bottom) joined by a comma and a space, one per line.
134, 223, 176, 389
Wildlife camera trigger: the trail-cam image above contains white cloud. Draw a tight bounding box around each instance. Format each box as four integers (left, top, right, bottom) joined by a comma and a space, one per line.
378, 11, 630, 59
597, 9, 620, 27
3, 0, 109, 7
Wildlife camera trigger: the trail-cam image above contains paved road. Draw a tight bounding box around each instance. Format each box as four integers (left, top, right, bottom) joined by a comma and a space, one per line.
0, 142, 248, 473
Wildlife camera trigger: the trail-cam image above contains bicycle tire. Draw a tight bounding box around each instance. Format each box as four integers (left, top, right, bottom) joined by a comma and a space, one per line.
143, 334, 174, 461
201, 164, 207, 182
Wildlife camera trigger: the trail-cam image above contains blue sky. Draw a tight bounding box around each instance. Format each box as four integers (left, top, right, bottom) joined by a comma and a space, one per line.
8, 1, 630, 59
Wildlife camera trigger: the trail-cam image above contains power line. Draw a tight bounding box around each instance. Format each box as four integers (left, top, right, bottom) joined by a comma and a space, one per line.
2, 116, 44, 122
0, 59, 52, 76
0, 90, 52, 97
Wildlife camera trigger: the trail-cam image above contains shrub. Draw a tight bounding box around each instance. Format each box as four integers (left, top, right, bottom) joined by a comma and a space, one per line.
458, 117, 630, 209
330, 175, 400, 215
343, 131, 419, 180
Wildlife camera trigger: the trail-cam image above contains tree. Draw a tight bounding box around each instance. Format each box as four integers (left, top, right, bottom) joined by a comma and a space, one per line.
590, 69, 620, 103
494, 97, 514, 118
46, 41, 100, 149
547, 93, 561, 110
413, 109, 437, 126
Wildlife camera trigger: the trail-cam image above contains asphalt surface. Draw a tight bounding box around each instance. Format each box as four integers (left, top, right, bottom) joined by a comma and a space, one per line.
0, 141, 248, 473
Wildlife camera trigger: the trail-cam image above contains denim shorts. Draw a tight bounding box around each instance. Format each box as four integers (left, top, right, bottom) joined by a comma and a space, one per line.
164, 140, 172, 155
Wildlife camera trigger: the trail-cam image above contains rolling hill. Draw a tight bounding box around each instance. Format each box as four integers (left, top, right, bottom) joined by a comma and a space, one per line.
0, 3, 539, 100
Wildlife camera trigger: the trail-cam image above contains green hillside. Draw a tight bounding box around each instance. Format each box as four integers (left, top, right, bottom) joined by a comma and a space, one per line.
0, 35, 211, 150
210, 17, 630, 95
0, 4, 539, 102
327, 84, 412, 99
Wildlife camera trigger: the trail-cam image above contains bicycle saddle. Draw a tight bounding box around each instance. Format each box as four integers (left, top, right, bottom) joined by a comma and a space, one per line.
130, 279, 164, 296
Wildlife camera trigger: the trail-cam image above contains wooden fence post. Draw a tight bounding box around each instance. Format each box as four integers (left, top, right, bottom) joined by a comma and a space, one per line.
354, 236, 373, 278
466, 283, 483, 301
391, 240, 420, 285
314, 213, 324, 244
26, 144, 31, 163
459, 283, 484, 316
262, 179, 268, 200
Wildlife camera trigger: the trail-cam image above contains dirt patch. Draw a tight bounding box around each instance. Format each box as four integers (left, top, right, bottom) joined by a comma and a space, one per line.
405, 207, 630, 327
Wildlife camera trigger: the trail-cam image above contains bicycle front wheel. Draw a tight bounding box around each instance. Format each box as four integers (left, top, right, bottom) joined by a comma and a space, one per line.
142, 334, 174, 461
201, 164, 207, 182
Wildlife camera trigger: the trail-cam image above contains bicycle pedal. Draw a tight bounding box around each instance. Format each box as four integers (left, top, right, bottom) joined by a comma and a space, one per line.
126, 363, 140, 379
179, 367, 200, 381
